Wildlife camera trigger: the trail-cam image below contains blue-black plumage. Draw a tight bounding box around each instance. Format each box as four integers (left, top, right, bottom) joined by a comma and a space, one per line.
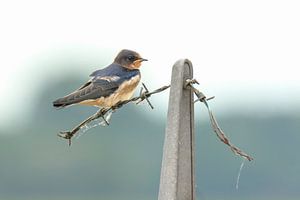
53, 49, 147, 108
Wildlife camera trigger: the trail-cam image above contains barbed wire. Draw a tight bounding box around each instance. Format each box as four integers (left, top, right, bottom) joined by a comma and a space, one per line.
185, 79, 253, 161
57, 83, 170, 145
57, 80, 253, 161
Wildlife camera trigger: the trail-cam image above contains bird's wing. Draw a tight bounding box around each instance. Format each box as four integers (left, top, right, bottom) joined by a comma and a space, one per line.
74, 80, 93, 91
89, 63, 122, 77
53, 76, 120, 108
89, 69, 103, 77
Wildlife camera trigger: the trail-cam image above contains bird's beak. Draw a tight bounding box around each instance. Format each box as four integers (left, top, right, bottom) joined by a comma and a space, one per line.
139, 58, 148, 62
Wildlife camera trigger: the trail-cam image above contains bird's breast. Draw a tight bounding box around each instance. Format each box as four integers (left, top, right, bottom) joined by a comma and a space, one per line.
95, 74, 141, 108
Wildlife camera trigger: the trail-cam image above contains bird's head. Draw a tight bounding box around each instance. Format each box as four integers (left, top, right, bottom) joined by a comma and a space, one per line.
114, 49, 148, 70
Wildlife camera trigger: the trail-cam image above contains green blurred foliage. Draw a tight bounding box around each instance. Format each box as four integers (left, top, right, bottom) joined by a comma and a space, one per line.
0, 75, 300, 200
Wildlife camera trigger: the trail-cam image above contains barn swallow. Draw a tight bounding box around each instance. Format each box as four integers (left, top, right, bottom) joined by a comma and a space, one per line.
53, 49, 147, 108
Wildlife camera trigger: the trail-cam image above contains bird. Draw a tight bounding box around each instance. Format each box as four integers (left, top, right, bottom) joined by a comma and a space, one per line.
53, 49, 148, 109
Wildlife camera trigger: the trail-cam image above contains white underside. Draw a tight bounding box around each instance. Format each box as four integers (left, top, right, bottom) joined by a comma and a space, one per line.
79, 75, 141, 108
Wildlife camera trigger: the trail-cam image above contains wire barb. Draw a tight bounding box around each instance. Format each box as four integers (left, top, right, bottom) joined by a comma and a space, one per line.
100, 108, 110, 126
136, 83, 154, 109
57, 83, 170, 145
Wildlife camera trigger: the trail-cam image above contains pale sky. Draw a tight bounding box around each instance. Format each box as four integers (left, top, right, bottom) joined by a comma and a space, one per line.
0, 0, 300, 130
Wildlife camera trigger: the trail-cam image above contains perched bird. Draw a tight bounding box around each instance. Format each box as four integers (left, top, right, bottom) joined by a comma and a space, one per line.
53, 49, 147, 108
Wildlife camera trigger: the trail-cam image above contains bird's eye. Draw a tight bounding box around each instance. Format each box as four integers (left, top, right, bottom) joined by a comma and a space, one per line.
127, 55, 135, 61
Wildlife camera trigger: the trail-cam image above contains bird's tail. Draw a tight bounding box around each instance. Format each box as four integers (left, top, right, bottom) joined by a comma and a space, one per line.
53, 97, 72, 108
52, 93, 82, 108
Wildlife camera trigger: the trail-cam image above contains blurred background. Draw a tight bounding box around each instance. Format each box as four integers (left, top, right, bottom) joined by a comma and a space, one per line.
0, 0, 300, 200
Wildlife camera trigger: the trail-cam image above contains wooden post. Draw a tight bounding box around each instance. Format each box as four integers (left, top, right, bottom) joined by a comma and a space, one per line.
158, 59, 195, 200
